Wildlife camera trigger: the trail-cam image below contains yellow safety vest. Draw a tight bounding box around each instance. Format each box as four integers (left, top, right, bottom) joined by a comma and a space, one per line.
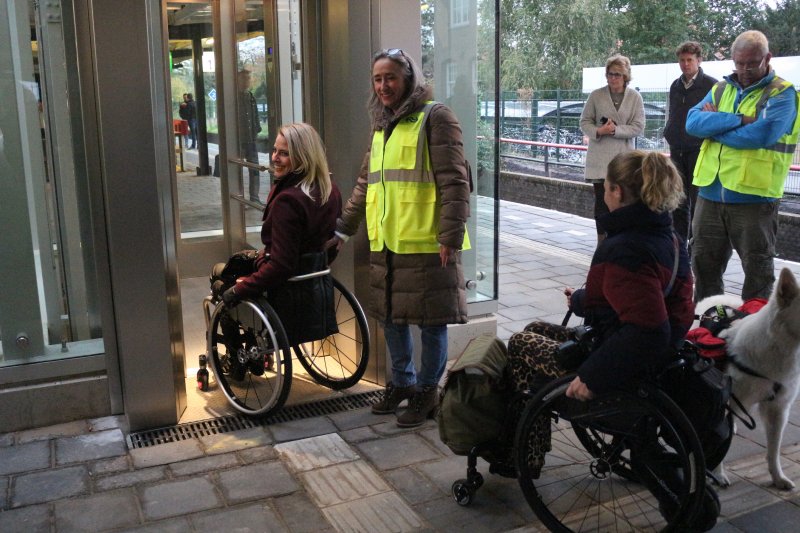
366, 102, 470, 253
694, 76, 800, 198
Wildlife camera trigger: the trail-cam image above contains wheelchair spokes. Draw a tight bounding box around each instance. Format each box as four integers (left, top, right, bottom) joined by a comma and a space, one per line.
516, 377, 706, 532
292, 277, 370, 390
208, 299, 292, 417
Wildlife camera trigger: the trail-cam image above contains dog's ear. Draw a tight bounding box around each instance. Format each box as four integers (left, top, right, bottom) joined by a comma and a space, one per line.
776, 268, 799, 309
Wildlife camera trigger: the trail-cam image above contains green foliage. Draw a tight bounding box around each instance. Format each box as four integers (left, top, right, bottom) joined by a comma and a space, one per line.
752, 0, 800, 56
499, 0, 617, 91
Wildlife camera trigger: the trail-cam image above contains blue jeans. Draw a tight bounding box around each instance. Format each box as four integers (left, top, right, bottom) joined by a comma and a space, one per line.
383, 320, 448, 388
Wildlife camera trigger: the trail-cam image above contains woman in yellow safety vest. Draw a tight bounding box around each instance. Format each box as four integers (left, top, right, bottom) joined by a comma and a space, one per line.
328, 48, 471, 428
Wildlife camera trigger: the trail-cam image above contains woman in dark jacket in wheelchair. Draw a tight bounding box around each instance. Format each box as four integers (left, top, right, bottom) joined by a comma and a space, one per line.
221, 122, 341, 304
507, 150, 694, 401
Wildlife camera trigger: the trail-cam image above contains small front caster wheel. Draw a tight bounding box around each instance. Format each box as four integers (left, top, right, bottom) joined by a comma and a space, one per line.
452, 480, 474, 506
470, 471, 484, 489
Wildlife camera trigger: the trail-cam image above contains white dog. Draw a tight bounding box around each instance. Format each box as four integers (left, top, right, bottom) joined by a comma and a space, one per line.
696, 268, 800, 490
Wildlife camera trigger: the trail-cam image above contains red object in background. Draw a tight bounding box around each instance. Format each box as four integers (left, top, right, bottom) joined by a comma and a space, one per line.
173, 119, 189, 135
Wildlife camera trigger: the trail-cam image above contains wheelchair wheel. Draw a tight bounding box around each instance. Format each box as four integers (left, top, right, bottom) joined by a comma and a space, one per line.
516, 375, 706, 532
292, 277, 370, 390
208, 298, 292, 417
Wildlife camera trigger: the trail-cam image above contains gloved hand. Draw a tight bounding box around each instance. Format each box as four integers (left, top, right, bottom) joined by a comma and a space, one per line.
222, 286, 241, 307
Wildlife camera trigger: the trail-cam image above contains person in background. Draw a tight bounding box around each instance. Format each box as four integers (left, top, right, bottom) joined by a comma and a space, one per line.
663, 41, 717, 244
184, 93, 197, 149
328, 48, 471, 428
222, 122, 341, 303
580, 54, 645, 244
237, 69, 263, 203
686, 30, 800, 301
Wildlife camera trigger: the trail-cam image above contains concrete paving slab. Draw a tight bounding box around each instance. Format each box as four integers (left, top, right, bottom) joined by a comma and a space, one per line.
117, 517, 191, 533
169, 452, 239, 477
328, 407, 384, 432
95, 466, 167, 491
354, 433, 441, 471
322, 491, 425, 533
0, 504, 50, 533
130, 438, 204, 469
90, 455, 130, 476
54, 490, 140, 532
275, 433, 358, 473
728, 499, 800, 532
383, 466, 445, 505
140, 476, 221, 520
414, 493, 527, 533
12, 465, 89, 507
301, 460, 390, 507
191, 502, 288, 532
338, 425, 380, 443
272, 492, 336, 533
0, 440, 50, 476
218, 461, 300, 504
198, 426, 272, 454
15, 420, 89, 444
269, 416, 338, 442
237, 444, 279, 464
0, 433, 13, 447
87, 415, 126, 432
55, 428, 127, 465
0, 476, 7, 509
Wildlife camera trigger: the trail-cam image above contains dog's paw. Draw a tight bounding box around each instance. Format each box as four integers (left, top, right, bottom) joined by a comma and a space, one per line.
773, 476, 795, 491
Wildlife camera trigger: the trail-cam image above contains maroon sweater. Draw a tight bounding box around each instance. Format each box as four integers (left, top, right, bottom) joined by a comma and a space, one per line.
235, 172, 341, 298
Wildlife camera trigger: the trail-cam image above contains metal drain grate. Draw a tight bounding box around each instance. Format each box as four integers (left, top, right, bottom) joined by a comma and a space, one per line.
126, 389, 384, 449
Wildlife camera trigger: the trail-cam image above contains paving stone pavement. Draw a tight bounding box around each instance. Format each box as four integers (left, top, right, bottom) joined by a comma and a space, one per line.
3, 200, 800, 532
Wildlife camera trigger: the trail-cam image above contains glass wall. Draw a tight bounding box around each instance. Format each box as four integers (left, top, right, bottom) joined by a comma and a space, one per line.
0, 0, 104, 368
424, 0, 498, 304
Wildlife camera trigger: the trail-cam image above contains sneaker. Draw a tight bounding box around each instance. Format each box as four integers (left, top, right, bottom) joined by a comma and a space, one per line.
396, 385, 438, 428
371, 382, 415, 415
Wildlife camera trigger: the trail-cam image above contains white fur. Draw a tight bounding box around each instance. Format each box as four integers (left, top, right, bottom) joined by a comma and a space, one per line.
696, 268, 800, 490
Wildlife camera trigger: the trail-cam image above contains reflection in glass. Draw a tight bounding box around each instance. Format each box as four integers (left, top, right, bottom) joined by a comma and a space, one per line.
424, 0, 497, 304
1, 0, 103, 366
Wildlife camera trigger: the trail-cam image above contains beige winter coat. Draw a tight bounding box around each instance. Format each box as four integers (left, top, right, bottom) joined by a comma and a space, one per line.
338, 91, 470, 326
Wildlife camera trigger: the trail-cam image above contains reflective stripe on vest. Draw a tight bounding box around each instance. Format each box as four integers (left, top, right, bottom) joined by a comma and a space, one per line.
694, 76, 800, 198
365, 102, 470, 253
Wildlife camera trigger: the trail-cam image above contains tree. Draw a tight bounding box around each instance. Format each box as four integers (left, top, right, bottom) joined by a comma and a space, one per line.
611, 0, 694, 63
689, 0, 759, 60
752, 0, 800, 56
499, 0, 618, 91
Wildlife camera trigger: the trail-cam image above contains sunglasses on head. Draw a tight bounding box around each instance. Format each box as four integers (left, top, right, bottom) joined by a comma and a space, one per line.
377, 48, 406, 60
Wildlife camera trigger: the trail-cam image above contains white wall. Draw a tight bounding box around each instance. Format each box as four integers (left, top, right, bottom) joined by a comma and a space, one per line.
582, 56, 800, 93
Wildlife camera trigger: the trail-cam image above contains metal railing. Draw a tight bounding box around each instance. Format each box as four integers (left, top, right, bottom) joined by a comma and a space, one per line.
495, 137, 800, 195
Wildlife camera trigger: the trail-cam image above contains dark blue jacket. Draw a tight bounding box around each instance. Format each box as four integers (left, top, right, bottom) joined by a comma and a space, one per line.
569, 202, 694, 394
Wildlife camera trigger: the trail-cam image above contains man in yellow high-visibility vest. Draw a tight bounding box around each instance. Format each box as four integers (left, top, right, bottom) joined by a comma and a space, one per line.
687, 30, 800, 301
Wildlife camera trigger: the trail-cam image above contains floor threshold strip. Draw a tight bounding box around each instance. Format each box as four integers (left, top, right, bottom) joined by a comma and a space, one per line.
126, 389, 384, 449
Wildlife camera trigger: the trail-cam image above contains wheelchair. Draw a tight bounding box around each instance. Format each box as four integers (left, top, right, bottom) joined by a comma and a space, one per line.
202, 259, 370, 417
512, 373, 720, 532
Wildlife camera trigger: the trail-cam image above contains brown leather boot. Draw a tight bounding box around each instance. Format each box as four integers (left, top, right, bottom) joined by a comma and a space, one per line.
371, 382, 415, 415
396, 385, 439, 428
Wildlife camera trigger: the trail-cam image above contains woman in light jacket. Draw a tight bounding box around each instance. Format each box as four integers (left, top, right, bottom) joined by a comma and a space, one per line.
580, 54, 645, 242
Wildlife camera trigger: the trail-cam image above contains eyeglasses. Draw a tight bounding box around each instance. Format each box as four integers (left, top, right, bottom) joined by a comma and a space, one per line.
606, 72, 624, 78
733, 57, 765, 74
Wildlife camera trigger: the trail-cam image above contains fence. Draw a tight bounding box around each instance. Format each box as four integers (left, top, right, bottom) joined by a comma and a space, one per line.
482, 89, 800, 195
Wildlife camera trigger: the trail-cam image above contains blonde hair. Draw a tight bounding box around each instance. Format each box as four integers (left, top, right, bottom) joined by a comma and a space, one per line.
606, 150, 684, 213
606, 54, 633, 84
277, 122, 332, 204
